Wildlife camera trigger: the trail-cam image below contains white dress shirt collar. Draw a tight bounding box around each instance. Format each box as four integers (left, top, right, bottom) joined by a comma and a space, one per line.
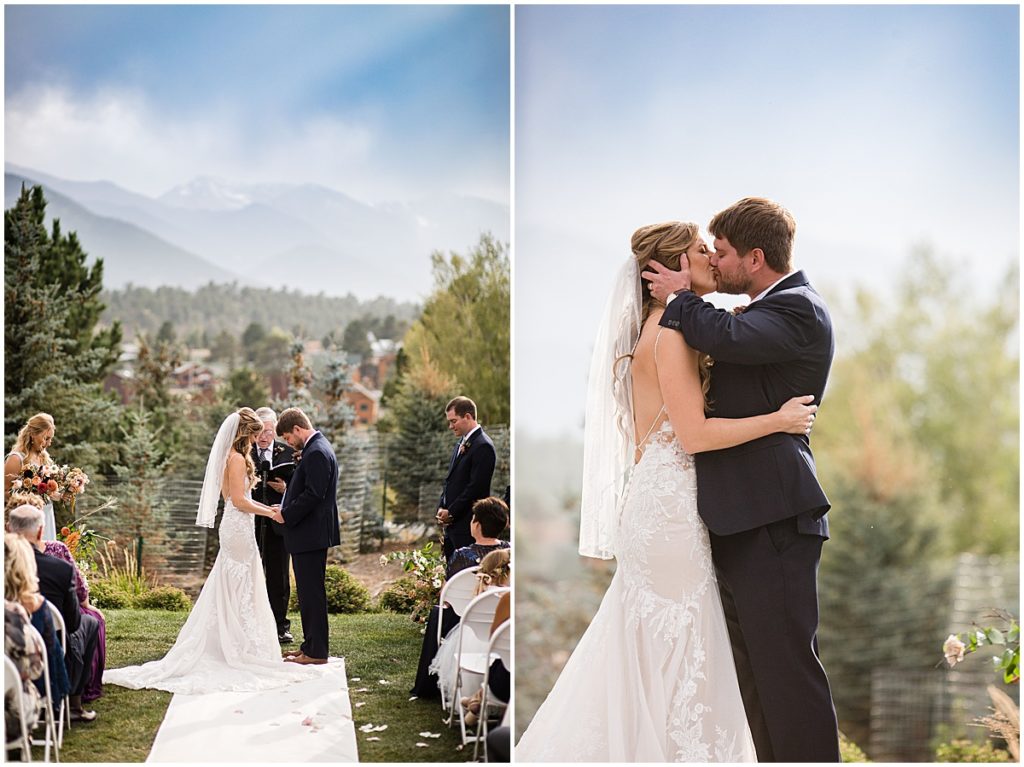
461, 424, 482, 444
749, 272, 795, 305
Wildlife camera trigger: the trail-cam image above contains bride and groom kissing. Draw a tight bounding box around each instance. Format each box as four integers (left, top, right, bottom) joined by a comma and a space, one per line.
104, 406, 340, 693
517, 197, 841, 762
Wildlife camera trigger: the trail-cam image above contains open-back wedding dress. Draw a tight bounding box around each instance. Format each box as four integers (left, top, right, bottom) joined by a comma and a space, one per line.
104, 413, 312, 695
515, 260, 756, 762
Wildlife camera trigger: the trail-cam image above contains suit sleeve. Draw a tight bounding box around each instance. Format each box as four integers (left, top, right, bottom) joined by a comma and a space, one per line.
281, 450, 331, 528
61, 575, 81, 633
448, 444, 497, 523
659, 290, 820, 365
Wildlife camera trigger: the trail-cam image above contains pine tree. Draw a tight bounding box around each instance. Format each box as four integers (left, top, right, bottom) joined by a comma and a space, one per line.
4, 185, 123, 473
380, 349, 459, 522
317, 353, 356, 445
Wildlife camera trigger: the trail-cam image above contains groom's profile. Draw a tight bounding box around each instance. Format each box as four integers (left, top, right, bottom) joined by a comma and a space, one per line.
274, 407, 341, 665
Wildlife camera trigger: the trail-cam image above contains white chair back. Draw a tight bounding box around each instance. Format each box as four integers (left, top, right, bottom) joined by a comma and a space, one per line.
25, 620, 58, 762
43, 599, 70, 742
490, 619, 511, 672
4, 653, 31, 761
44, 600, 67, 654
460, 589, 507, 654
436, 566, 480, 648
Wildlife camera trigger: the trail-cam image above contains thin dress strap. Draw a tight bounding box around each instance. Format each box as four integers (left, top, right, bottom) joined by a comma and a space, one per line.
634, 328, 670, 455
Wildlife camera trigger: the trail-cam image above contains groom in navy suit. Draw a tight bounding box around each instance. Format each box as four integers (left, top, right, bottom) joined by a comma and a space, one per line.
273, 407, 341, 665
645, 197, 840, 762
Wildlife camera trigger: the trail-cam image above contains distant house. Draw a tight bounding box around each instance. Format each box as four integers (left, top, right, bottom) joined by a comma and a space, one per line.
169, 361, 218, 402
345, 381, 381, 427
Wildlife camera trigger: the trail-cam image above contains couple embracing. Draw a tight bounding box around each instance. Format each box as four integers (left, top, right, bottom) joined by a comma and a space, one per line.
517, 198, 841, 762
105, 407, 340, 693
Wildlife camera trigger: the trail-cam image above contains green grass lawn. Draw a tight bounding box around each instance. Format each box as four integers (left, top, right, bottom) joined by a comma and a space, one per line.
37, 609, 472, 763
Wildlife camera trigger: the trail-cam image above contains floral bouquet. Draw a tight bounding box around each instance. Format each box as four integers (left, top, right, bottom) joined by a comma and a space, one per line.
9, 463, 90, 507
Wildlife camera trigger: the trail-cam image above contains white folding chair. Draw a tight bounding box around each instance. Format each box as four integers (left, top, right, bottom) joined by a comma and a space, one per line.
450, 588, 508, 743
475, 618, 510, 761
5, 653, 33, 762
25, 622, 59, 763
44, 601, 70, 747
435, 566, 479, 711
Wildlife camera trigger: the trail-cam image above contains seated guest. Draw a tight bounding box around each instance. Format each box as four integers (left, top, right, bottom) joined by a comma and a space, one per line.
430, 549, 510, 703
8, 505, 99, 722
411, 497, 510, 699
4, 532, 69, 720
8, 492, 107, 703
447, 497, 510, 577
462, 588, 511, 728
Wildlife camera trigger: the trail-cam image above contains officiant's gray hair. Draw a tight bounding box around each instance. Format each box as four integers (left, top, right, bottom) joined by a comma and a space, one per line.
7, 505, 44, 537
255, 407, 277, 423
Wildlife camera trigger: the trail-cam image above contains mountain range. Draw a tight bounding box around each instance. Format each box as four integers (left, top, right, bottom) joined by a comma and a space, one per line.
5, 163, 509, 300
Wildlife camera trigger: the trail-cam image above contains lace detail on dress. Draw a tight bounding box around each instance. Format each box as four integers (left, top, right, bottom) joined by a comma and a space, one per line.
516, 420, 755, 762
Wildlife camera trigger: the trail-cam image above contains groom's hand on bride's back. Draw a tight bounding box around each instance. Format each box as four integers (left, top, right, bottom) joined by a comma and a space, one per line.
641, 256, 691, 304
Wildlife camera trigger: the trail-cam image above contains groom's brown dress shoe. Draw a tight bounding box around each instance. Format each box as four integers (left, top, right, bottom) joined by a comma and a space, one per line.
285, 652, 328, 665
282, 648, 304, 658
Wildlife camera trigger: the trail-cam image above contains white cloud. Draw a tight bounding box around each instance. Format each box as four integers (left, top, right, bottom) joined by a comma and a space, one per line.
3, 85, 482, 203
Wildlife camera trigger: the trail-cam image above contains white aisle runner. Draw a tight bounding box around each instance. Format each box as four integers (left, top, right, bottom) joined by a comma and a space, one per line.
147, 658, 358, 762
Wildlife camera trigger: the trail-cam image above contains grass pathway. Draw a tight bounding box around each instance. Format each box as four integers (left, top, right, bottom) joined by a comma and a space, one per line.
42, 609, 468, 763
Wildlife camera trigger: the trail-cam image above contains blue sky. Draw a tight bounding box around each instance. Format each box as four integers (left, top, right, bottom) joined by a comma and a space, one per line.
5, 5, 510, 202
516, 4, 1019, 437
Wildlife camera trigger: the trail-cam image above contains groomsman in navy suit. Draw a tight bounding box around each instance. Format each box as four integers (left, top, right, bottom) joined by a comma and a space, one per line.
273, 408, 341, 665
435, 396, 497, 561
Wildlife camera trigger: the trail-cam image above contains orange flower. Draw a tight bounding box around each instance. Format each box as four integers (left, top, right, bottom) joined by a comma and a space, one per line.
65, 531, 80, 553
46, 479, 58, 493
60, 527, 71, 537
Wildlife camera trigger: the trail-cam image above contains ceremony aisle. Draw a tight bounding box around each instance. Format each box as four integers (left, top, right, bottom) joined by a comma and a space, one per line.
147, 658, 357, 762
43, 610, 465, 762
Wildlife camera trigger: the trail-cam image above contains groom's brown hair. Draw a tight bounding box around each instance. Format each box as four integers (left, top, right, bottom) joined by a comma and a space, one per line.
709, 197, 795, 274
276, 407, 312, 435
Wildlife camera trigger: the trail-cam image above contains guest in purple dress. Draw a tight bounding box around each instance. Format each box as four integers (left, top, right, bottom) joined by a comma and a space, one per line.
43, 540, 106, 703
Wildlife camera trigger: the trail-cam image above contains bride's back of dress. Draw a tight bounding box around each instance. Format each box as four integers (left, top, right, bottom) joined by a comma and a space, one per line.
630, 311, 672, 460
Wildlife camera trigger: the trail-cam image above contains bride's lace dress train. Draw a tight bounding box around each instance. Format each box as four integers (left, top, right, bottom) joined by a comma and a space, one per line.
516, 423, 757, 762
104, 499, 311, 695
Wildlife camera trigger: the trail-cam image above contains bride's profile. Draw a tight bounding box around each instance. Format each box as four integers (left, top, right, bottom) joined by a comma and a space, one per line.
104, 407, 315, 694
515, 222, 817, 762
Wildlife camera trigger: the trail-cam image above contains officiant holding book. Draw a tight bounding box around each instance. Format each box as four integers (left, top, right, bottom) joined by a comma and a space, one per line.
252, 407, 296, 644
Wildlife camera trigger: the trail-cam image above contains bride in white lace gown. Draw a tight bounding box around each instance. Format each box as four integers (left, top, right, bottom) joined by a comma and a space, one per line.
104, 408, 314, 694
515, 223, 816, 762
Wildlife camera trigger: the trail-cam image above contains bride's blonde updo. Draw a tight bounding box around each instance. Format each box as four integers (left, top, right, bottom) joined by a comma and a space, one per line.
232, 408, 263, 488
629, 221, 713, 407
631, 221, 699, 324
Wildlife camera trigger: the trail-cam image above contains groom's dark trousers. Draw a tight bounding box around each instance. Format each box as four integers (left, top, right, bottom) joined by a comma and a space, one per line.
660, 271, 841, 762
280, 431, 341, 661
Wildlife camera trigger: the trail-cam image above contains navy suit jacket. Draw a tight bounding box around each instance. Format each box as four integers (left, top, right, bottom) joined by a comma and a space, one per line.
33, 548, 81, 633
659, 270, 834, 537
439, 428, 497, 528
280, 431, 342, 555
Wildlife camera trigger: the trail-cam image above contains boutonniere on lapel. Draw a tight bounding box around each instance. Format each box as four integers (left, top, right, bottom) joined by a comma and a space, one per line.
458, 440, 470, 456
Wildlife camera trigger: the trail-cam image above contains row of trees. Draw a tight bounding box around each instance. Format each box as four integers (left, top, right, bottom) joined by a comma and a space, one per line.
101, 282, 418, 341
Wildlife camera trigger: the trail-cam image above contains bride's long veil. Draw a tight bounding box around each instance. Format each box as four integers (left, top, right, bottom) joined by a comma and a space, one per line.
195, 412, 240, 528
579, 258, 642, 560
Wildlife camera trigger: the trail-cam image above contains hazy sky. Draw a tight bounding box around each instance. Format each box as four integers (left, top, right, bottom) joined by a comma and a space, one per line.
5, 5, 510, 203
515, 4, 1019, 438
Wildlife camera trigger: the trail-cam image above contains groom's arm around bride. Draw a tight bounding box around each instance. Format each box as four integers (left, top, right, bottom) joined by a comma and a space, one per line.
274, 408, 341, 664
